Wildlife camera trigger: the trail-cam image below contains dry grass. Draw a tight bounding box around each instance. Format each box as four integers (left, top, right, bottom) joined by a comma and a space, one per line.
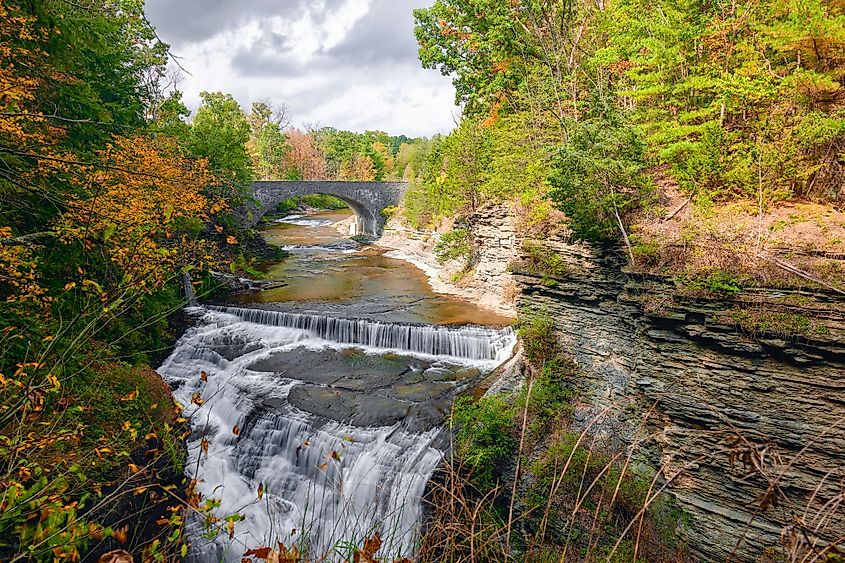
629, 169, 845, 291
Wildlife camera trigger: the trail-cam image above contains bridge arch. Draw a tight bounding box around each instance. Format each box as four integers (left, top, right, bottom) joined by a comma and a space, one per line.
249, 181, 408, 236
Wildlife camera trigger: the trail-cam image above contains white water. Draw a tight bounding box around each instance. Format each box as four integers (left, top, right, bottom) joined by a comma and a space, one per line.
158, 306, 516, 561
209, 305, 515, 363
275, 214, 335, 227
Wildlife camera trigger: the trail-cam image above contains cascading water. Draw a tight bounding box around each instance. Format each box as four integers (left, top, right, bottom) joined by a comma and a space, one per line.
208, 305, 515, 362
158, 210, 516, 561
159, 306, 515, 562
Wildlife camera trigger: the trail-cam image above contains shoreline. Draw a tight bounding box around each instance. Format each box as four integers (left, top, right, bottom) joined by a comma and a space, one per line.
374, 220, 518, 320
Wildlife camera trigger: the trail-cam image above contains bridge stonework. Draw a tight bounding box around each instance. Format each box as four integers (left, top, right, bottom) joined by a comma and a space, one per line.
249, 181, 408, 236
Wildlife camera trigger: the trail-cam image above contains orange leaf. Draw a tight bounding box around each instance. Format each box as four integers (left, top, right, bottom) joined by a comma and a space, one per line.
200, 370, 208, 382
226, 235, 238, 245
361, 531, 382, 558
243, 547, 272, 559
233, 425, 240, 436
257, 482, 264, 500
201, 438, 209, 456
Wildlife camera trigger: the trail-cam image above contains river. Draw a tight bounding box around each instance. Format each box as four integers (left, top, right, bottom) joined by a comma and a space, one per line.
158, 209, 515, 561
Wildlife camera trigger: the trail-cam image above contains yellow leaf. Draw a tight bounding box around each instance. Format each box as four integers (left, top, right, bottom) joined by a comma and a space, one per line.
47, 374, 60, 391
200, 438, 209, 456
257, 482, 264, 500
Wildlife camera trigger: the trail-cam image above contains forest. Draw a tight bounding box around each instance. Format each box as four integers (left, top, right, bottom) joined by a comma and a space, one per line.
0, 0, 843, 560
410, 0, 844, 289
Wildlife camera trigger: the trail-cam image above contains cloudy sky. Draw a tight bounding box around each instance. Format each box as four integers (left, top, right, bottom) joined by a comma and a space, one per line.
144, 0, 459, 137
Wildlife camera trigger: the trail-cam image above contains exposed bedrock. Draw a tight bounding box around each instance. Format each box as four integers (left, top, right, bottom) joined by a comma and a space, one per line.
513, 241, 845, 562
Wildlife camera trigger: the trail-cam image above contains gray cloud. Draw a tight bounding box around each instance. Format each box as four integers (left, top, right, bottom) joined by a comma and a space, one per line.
146, 0, 344, 47
322, 0, 419, 64
144, 0, 458, 137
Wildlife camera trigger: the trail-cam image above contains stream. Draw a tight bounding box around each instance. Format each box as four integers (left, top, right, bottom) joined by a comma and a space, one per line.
158, 209, 515, 561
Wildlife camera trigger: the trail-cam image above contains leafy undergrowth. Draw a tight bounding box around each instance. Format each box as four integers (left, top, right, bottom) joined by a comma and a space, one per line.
421, 313, 689, 562
508, 240, 570, 288
0, 338, 191, 562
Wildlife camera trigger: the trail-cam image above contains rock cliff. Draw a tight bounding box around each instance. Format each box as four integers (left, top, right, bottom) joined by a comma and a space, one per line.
513, 240, 845, 561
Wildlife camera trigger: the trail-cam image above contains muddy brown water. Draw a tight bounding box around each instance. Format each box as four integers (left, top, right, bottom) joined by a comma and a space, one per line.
227, 209, 513, 327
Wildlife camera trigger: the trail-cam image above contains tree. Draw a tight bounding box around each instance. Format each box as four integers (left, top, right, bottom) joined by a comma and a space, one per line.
338, 154, 377, 181
283, 129, 327, 180
188, 92, 254, 195
414, 0, 527, 116
247, 101, 289, 180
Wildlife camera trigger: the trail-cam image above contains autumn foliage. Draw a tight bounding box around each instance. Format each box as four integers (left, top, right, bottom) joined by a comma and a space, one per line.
0, 1, 236, 560
56, 135, 226, 291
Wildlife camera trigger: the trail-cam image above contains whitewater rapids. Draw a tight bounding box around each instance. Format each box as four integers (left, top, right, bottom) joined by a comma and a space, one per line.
158, 305, 515, 561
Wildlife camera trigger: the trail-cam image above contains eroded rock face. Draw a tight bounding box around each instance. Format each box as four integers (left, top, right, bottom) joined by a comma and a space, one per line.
513, 242, 845, 562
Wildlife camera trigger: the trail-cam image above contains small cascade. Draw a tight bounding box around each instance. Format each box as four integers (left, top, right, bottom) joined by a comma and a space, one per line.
182, 270, 197, 306
209, 304, 515, 362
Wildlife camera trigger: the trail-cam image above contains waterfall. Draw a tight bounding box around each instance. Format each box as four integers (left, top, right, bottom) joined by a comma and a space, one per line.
208, 304, 515, 362
158, 306, 515, 562
182, 270, 197, 306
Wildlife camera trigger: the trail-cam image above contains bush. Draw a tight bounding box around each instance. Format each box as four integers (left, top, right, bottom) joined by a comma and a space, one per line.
451, 395, 517, 492
548, 92, 650, 241
512, 241, 569, 282
434, 228, 474, 265
518, 312, 561, 366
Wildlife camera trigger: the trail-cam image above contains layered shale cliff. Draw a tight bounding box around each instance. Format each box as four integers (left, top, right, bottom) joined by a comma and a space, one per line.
511, 240, 845, 561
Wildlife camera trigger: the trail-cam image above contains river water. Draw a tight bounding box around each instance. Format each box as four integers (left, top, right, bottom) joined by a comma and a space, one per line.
158, 210, 515, 561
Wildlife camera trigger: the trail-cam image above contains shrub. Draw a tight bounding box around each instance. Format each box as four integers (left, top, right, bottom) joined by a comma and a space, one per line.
513, 241, 569, 281
434, 228, 474, 265
451, 395, 517, 492
518, 312, 561, 366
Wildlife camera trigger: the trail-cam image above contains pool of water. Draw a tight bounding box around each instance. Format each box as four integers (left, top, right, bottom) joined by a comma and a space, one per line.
227, 210, 512, 326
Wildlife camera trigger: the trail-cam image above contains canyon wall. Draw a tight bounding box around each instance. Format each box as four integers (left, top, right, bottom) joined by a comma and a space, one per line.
512, 239, 845, 561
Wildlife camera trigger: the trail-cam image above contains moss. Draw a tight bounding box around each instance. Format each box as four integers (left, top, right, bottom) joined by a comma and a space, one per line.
62, 361, 180, 481
677, 270, 743, 294
729, 308, 828, 339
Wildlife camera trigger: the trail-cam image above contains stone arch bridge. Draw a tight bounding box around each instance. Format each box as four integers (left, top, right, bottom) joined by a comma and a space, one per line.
249, 181, 408, 236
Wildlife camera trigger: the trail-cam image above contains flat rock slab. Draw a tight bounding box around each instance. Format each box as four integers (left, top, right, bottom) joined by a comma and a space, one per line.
288, 385, 410, 428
